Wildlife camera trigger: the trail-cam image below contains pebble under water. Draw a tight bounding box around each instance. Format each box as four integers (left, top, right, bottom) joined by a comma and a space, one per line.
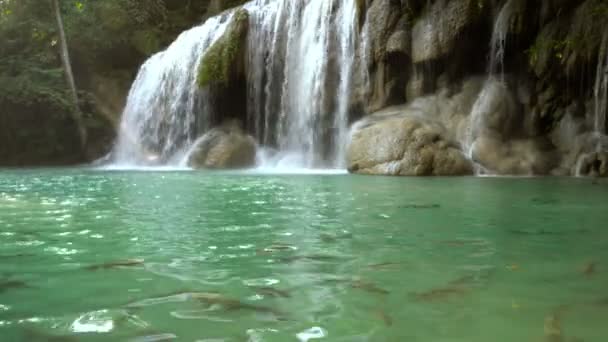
0, 169, 607, 341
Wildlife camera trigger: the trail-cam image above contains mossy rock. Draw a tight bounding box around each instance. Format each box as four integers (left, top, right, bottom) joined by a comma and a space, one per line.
197, 8, 249, 89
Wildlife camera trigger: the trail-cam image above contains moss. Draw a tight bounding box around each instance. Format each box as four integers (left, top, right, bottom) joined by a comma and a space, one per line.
197, 8, 249, 88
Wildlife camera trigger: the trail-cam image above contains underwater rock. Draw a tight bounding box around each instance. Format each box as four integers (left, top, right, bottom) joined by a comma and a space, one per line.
347, 110, 473, 176
186, 121, 256, 169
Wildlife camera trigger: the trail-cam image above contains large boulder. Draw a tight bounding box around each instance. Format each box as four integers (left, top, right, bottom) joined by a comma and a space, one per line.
347, 109, 474, 176
186, 122, 256, 169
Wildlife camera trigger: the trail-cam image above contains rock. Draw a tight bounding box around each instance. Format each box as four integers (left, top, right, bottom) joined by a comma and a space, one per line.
576, 151, 608, 177
186, 122, 256, 169
471, 135, 558, 175
366, 0, 403, 62
411, 0, 479, 63
347, 109, 474, 176
358, 0, 410, 112
386, 29, 410, 56
196, 8, 250, 126
197, 8, 249, 89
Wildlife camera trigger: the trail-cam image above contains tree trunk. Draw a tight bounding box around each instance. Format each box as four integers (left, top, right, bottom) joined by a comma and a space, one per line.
52, 0, 87, 150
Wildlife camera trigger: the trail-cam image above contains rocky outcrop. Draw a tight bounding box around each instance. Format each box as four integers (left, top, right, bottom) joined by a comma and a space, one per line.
347, 107, 473, 176
577, 151, 608, 177
186, 121, 256, 169
411, 0, 481, 63
197, 8, 250, 127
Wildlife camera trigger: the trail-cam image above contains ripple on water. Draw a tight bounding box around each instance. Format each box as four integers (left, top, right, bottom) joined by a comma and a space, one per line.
297, 327, 327, 342
243, 278, 280, 287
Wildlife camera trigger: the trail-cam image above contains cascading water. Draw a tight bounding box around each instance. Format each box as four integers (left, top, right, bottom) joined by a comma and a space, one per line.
112, 0, 359, 169
247, 0, 359, 168
112, 15, 232, 166
465, 0, 515, 171
488, 0, 514, 81
594, 32, 608, 151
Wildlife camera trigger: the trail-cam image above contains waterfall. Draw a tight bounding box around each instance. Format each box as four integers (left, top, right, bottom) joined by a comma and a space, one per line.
332, 0, 358, 168
247, 0, 359, 168
112, 14, 232, 166
594, 32, 608, 151
112, 0, 359, 169
464, 0, 515, 173
488, 0, 514, 80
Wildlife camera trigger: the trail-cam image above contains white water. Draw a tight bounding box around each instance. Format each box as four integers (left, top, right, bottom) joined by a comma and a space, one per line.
247, 0, 359, 168
464, 0, 515, 173
594, 32, 608, 151
112, 0, 359, 170
112, 15, 232, 166
488, 0, 514, 81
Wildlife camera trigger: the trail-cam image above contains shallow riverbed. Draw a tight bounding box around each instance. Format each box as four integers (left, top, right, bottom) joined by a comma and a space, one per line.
1, 170, 607, 341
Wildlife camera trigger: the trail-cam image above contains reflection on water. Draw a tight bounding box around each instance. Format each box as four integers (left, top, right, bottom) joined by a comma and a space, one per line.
0, 170, 607, 341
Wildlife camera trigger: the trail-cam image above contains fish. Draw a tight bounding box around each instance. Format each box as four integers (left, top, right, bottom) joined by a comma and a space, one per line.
438, 239, 487, 247
129, 291, 283, 317
250, 286, 291, 298
320, 232, 353, 243
581, 261, 597, 277
366, 262, 401, 270
543, 313, 563, 342
0, 253, 35, 259
257, 243, 297, 254
531, 198, 559, 205
85, 259, 145, 271
412, 286, 468, 302
320, 278, 389, 295
508, 229, 588, 236
0, 280, 28, 294
350, 280, 390, 295
373, 310, 393, 327
129, 333, 177, 342
399, 204, 440, 209
190, 292, 284, 316
277, 254, 345, 263
594, 297, 608, 306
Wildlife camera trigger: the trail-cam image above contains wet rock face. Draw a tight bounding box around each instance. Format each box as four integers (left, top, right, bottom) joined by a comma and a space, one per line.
411, 0, 479, 63
577, 152, 608, 177
197, 8, 250, 127
347, 111, 474, 176
357, 0, 411, 113
186, 122, 256, 169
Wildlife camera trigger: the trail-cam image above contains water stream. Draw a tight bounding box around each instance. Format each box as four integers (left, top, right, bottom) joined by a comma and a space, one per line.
113, 0, 359, 169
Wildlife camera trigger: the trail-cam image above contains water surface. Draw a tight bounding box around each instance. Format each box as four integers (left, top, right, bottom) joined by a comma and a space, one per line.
1, 170, 607, 341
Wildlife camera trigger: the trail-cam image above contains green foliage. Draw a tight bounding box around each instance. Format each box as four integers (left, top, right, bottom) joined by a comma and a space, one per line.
197, 9, 249, 88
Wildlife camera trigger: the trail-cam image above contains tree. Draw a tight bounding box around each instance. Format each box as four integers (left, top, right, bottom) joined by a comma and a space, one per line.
51, 0, 86, 149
